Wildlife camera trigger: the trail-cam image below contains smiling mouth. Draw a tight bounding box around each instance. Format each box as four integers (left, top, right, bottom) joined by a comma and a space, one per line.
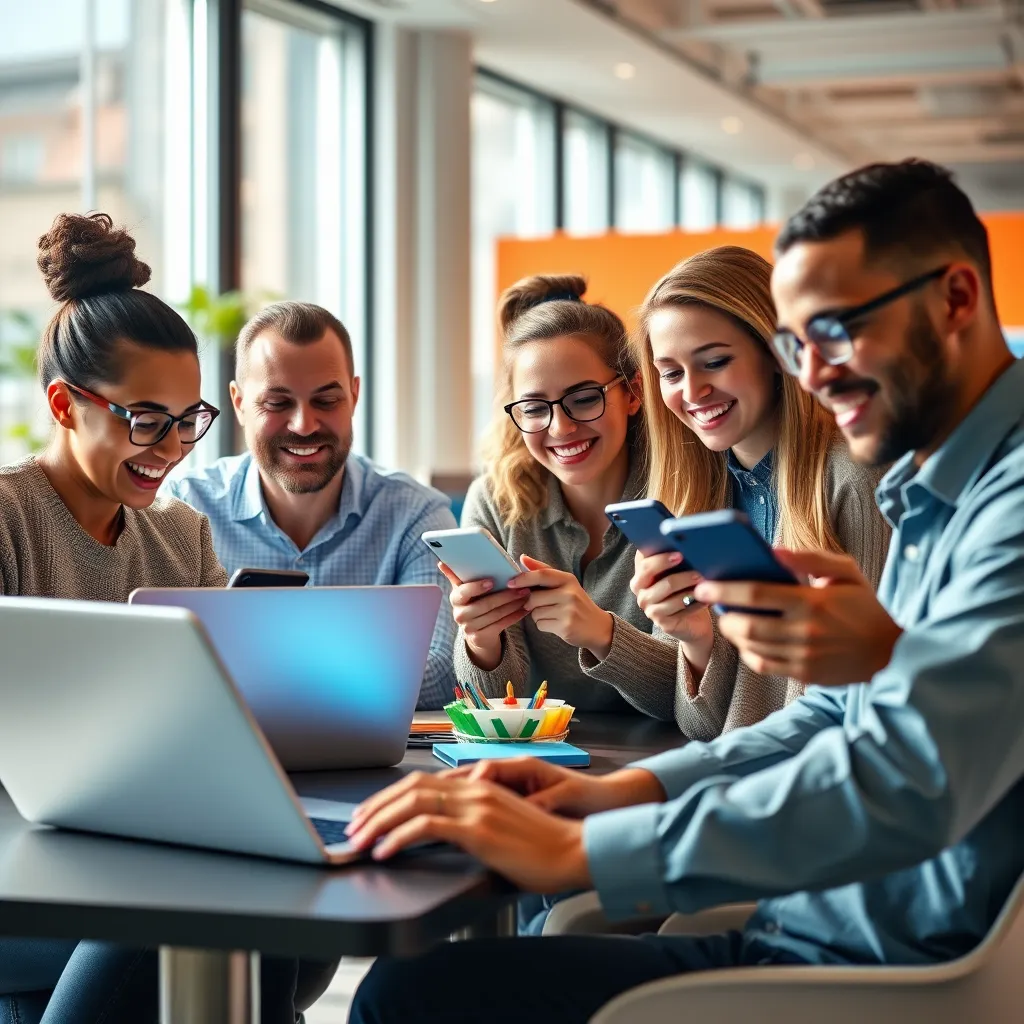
125, 461, 168, 480
283, 446, 325, 457
688, 400, 735, 428
549, 438, 596, 462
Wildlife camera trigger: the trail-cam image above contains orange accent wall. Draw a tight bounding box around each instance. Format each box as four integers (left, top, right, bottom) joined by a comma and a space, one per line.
496, 214, 1024, 331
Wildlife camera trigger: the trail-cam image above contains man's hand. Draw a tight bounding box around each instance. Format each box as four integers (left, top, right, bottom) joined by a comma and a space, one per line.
510, 555, 614, 660
447, 758, 666, 817
693, 549, 902, 686
345, 771, 592, 892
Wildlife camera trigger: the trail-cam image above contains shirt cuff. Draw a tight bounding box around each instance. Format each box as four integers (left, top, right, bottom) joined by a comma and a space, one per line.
583, 804, 670, 920
629, 743, 722, 801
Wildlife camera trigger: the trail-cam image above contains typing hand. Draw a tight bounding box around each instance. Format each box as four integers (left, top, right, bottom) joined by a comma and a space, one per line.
449, 758, 667, 818
345, 771, 591, 892
694, 548, 902, 686
510, 555, 614, 660
439, 562, 529, 671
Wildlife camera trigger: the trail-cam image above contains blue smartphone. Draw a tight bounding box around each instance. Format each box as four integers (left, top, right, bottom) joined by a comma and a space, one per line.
605, 500, 692, 574
659, 510, 797, 616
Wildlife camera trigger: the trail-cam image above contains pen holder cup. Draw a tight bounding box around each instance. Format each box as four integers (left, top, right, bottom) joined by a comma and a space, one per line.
443, 698, 574, 743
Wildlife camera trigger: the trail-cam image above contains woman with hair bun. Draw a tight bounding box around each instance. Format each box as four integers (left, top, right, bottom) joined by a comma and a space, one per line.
0, 213, 247, 1023
448, 274, 679, 717
0, 211, 226, 596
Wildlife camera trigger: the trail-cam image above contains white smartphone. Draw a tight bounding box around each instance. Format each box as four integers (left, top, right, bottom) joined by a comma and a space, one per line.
421, 527, 522, 591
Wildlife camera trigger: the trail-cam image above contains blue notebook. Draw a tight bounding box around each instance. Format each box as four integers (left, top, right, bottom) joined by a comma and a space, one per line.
432, 742, 590, 768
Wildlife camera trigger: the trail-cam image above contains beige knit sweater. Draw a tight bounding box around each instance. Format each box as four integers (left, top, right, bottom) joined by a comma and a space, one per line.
0, 457, 227, 599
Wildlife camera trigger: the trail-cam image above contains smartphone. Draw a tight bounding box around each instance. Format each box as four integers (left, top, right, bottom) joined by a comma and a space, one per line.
605, 499, 691, 572
227, 567, 310, 588
659, 510, 797, 616
421, 527, 522, 591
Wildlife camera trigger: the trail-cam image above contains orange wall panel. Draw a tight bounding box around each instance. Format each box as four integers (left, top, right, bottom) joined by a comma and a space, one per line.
496, 216, 1024, 333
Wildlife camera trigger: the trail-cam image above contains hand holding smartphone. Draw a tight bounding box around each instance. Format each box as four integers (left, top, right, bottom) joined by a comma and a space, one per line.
420, 527, 522, 590
422, 527, 530, 672
605, 500, 691, 575
659, 510, 797, 616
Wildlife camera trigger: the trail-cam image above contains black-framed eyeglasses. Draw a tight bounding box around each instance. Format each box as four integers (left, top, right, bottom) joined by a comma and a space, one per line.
62, 381, 220, 447
504, 376, 626, 434
771, 265, 950, 376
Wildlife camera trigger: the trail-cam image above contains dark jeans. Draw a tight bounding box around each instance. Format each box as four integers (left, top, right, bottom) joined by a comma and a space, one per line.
0, 941, 328, 1024
349, 931, 806, 1024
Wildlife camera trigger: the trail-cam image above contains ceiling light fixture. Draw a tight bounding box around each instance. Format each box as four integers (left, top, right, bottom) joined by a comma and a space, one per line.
721, 116, 742, 135
614, 62, 636, 80
793, 152, 815, 170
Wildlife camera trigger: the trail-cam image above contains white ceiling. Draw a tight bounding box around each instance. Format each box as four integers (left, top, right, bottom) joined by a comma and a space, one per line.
332, 0, 846, 194
332, 0, 1024, 209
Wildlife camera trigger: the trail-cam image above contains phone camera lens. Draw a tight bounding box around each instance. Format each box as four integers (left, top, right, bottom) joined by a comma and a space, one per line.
428, 540, 442, 549
611, 513, 621, 521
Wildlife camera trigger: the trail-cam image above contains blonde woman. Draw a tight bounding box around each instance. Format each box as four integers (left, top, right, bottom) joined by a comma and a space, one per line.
629, 245, 890, 740
447, 275, 679, 715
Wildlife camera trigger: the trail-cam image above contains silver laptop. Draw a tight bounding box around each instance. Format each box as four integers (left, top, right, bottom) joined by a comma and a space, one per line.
0, 596, 428, 865
128, 585, 441, 771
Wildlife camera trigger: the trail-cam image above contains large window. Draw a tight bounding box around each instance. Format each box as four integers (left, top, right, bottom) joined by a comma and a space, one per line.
471, 77, 556, 446
0, 0, 191, 463
722, 177, 763, 229
614, 133, 674, 233
680, 160, 719, 232
240, 0, 369, 447
562, 110, 609, 236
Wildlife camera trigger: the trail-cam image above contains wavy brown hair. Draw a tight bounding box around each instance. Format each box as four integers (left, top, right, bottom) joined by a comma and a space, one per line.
481, 274, 643, 525
631, 246, 842, 552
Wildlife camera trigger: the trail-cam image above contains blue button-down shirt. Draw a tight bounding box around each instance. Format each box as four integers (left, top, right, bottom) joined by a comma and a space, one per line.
728, 449, 777, 542
585, 356, 1024, 966
165, 452, 459, 709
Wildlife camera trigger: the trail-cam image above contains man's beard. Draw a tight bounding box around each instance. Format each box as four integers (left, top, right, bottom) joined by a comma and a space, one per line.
869, 307, 957, 467
253, 428, 352, 494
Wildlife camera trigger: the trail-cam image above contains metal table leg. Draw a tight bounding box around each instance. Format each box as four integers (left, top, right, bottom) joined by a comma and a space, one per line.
159, 947, 259, 1024
450, 901, 517, 941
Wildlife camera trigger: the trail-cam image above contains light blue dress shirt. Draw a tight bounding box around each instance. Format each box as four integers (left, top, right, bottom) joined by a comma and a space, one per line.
585, 355, 1024, 966
166, 452, 459, 709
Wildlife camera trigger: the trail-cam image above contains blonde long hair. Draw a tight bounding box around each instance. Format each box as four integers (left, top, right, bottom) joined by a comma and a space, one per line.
482, 274, 643, 526
632, 246, 842, 553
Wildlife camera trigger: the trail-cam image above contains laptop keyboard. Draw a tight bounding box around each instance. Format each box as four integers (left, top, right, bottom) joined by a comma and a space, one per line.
309, 816, 351, 846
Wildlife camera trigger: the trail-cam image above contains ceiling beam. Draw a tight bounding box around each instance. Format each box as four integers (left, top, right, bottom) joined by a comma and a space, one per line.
665, 6, 1006, 46
880, 142, 1024, 163
755, 48, 1013, 88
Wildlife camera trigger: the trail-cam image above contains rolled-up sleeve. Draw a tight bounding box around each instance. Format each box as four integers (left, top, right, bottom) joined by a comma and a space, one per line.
584, 503, 1024, 920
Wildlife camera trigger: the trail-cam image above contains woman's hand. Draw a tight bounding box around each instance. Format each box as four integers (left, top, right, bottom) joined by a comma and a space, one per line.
509, 555, 614, 660
631, 551, 711, 640
439, 562, 529, 671
631, 551, 715, 676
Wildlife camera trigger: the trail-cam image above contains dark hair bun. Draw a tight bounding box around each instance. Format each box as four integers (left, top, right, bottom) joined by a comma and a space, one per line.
37, 212, 151, 303
496, 274, 588, 334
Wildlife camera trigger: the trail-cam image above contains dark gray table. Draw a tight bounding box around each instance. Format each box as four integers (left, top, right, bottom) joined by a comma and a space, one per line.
0, 714, 683, 1023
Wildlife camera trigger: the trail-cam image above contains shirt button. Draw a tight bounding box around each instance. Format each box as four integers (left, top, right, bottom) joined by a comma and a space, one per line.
759, 495, 766, 504
904, 544, 920, 562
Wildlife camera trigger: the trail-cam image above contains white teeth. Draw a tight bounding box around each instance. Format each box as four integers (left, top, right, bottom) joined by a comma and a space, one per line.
285, 447, 321, 456
691, 402, 734, 424
832, 395, 870, 414
127, 462, 167, 480
552, 439, 594, 458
